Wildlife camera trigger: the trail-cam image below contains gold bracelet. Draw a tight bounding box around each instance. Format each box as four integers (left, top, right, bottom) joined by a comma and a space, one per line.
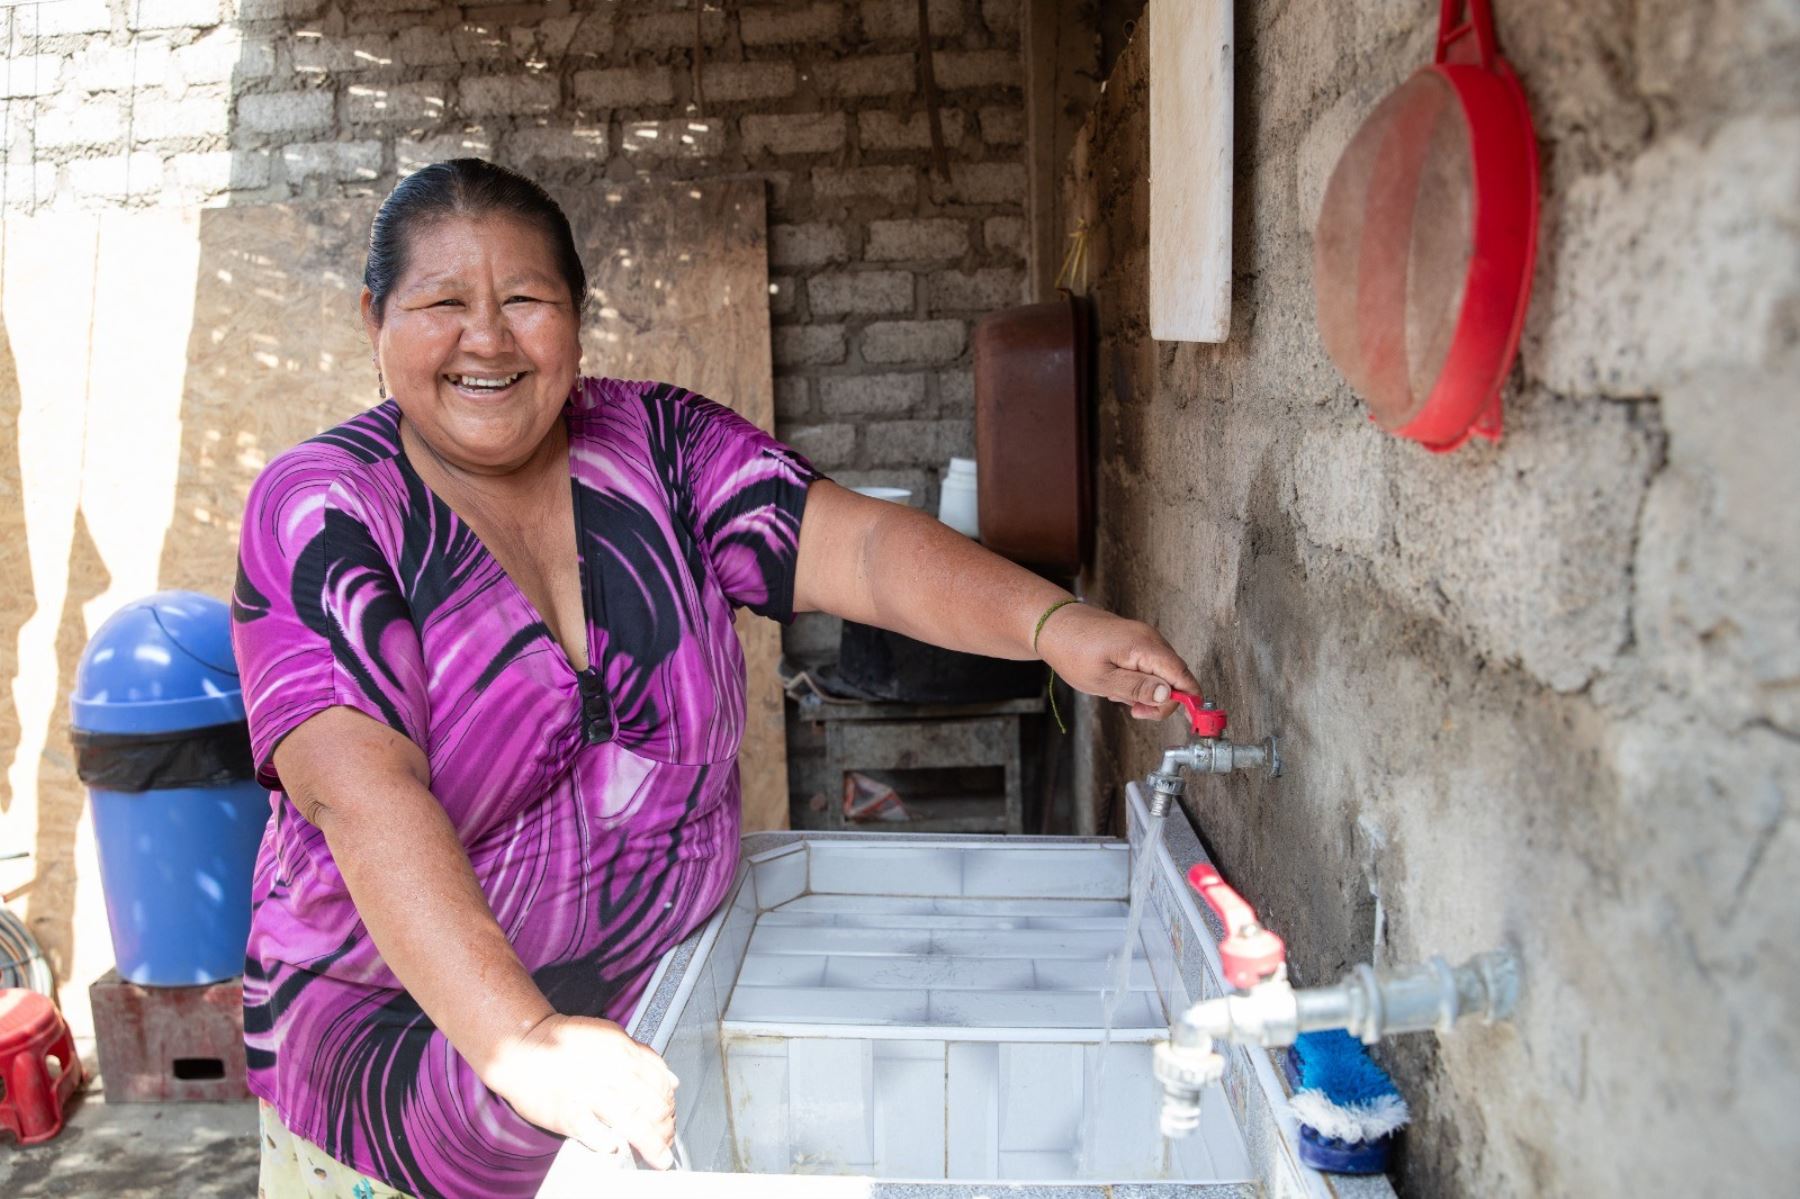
1033, 598, 1080, 733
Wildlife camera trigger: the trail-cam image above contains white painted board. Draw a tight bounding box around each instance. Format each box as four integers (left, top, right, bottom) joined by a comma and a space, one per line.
1149, 0, 1234, 343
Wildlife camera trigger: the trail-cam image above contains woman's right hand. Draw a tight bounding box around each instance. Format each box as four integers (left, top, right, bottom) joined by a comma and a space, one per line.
485, 1013, 679, 1168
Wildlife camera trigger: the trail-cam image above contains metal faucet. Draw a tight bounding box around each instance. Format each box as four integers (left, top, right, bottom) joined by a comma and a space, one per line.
1147, 691, 1281, 819
1152, 862, 1522, 1138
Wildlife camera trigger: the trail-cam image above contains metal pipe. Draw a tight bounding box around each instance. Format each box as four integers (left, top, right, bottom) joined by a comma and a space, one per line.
1176, 949, 1521, 1048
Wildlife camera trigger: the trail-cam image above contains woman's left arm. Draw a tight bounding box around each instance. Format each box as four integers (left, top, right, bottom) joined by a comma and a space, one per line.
792, 480, 1200, 719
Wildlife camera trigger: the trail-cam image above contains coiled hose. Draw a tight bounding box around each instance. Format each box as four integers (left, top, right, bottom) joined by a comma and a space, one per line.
1, 904, 54, 995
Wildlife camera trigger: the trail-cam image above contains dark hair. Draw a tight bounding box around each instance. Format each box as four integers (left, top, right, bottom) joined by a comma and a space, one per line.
363, 158, 587, 322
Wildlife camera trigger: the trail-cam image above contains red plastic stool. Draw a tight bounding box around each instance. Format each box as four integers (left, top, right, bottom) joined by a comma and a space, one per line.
0, 987, 83, 1145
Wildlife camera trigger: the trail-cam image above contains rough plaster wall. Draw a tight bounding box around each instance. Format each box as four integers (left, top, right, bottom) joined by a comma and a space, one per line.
1074, 4, 1799, 1196
0, 0, 1030, 1020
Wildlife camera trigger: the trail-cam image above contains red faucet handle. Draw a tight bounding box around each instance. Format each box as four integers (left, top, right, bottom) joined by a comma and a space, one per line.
1169, 690, 1228, 738
1187, 864, 1287, 990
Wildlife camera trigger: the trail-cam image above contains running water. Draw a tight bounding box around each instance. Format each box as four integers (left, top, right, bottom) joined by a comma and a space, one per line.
1076, 808, 1167, 1178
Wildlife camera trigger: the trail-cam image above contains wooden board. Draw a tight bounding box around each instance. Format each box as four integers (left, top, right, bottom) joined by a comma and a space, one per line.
560, 179, 789, 833
1148, 0, 1234, 342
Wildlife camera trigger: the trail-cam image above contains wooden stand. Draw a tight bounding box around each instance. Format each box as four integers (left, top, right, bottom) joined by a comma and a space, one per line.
88, 970, 250, 1103
799, 695, 1043, 835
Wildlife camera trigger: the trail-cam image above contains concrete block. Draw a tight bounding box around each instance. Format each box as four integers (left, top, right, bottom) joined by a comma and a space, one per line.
619, 119, 728, 161
861, 319, 967, 366
344, 81, 450, 125
866, 218, 970, 261
36, 96, 125, 150
572, 66, 676, 110
982, 0, 1023, 36
937, 369, 974, 417
702, 62, 798, 103
451, 22, 510, 63
71, 40, 173, 92
813, 165, 918, 205
978, 105, 1026, 145
1633, 363, 1800, 731
1634, 0, 1800, 96
932, 50, 1022, 90
170, 148, 272, 193
281, 139, 383, 184
768, 275, 799, 316
820, 372, 928, 417
237, 89, 335, 134
459, 72, 559, 117
771, 222, 851, 269
33, 0, 112, 36
171, 29, 274, 86
742, 112, 849, 157
90, 971, 248, 1103
237, 0, 328, 16
774, 325, 849, 367
809, 270, 915, 317
813, 54, 915, 98
983, 215, 1024, 259
0, 56, 62, 99
291, 32, 395, 75
129, 0, 223, 32
858, 109, 967, 151
392, 25, 460, 68
397, 129, 495, 172
861, 0, 965, 39
2, 161, 58, 211
70, 152, 165, 201
929, 162, 1028, 206
1288, 420, 1387, 559
774, 375, 811, 420
743, 3, 846, 45
1393, 396, 1660, 692
784, 422, 857, 468
1526, 115, 1800, 396
928, 268, 1024, 311
132, 91, 233, 141
506, 123, 608, 163
863, 418, 973, 466
626, 8, 730, 52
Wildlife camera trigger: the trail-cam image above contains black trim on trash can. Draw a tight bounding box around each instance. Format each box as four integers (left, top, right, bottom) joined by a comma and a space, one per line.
72, 721, 256, 792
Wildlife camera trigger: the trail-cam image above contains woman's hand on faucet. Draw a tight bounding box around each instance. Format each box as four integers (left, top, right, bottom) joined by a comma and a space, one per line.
1036, 604, 1201, 720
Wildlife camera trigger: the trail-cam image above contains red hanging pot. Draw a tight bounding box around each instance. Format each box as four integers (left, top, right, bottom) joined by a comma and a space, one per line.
1312, 0, 1540, 452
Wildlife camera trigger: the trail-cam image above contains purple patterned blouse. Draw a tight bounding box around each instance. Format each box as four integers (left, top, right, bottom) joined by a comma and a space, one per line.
230, 378, 815, 1199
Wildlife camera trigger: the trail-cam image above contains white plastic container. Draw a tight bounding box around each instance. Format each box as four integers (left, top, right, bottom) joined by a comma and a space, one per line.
938, 457, 980, 538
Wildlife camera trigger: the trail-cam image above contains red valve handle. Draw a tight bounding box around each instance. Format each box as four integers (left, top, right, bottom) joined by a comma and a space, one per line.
1188, 863, 1287, 991
1169, 690, 1228, 739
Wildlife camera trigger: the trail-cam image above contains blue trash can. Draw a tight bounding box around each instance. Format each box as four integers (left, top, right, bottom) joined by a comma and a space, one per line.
70, 590, 270, 986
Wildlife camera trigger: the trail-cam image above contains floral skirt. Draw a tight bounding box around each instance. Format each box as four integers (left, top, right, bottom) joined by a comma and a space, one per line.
258, 1101, 415, 1199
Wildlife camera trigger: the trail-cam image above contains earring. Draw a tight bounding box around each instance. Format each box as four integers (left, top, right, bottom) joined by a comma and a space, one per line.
374, 358, 386, 399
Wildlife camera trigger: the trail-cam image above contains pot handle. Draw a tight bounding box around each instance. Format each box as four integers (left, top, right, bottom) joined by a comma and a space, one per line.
1436, 0, 1499, 70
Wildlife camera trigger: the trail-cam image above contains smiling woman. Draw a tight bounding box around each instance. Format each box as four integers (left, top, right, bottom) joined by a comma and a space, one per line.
233, 159, 1203, 1199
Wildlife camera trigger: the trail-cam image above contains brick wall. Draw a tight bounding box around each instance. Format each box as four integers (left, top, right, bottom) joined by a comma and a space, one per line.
1, 0, 1024, 505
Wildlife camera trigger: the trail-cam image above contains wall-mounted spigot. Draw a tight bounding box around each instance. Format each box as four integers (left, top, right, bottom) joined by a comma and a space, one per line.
1154, 861, 1522, 1140
1146, 691, 1282, 818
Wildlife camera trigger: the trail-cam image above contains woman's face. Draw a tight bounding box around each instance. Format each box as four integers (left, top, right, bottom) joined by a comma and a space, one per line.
362, 213, 582, 475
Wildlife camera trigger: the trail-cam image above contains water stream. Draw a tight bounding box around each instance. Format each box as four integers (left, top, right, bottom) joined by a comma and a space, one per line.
1076, 808, 1167, 1177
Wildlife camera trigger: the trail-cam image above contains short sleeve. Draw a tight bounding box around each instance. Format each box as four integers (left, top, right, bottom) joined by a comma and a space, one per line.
645, 384, 819, 622
230, 451, 429, 790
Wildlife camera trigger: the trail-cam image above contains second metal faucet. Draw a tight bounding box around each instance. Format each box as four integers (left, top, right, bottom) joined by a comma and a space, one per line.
1147, 691, 1281, 818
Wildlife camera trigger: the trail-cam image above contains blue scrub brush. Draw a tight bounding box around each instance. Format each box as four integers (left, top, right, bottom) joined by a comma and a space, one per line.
1283, 1030, 1411, 1174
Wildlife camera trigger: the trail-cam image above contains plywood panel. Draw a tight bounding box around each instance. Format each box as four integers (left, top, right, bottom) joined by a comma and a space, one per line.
562, 179, 787, 832
0, 183, 784, 1039
1148, 0, 1233, 343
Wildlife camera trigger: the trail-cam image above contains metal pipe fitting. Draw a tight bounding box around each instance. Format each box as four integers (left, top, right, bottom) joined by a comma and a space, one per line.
1151, 1031, 1224, 1138
1174, 949, 1522, 1049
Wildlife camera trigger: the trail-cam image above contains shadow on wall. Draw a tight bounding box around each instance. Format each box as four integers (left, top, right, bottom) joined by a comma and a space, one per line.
0, 276, 28, 822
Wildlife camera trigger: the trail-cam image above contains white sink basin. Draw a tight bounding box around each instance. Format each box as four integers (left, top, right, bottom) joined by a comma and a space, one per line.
539, 785, 1398, 1199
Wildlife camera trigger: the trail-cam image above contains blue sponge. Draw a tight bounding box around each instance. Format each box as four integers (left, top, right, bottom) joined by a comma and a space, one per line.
1283, 1030, 1410, 1174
